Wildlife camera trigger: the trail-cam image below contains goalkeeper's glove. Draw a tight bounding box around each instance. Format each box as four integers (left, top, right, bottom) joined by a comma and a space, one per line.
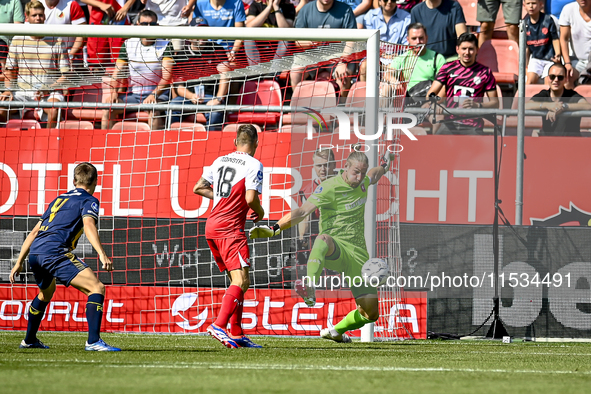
249, 223, 282, 239
380, 152, 395, 172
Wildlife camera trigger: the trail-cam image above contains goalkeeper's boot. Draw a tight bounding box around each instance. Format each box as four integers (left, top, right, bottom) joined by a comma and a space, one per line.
85, 338, 121, 351
234, 336, 263, 348
294, 279, 316, 307
207, 324, 239, 349
320, 328, 352, 343
19, 339, 49, 349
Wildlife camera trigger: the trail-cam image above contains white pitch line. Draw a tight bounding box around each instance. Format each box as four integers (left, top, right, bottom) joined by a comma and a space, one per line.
4, 359, 591, 375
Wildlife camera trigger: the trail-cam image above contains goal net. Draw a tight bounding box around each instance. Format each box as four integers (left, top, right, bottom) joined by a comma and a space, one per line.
0, 24, 421, 340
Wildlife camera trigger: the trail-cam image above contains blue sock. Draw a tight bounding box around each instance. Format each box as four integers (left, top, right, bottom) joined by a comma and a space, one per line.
25, 295, 48, 344
86, 294, 104, 344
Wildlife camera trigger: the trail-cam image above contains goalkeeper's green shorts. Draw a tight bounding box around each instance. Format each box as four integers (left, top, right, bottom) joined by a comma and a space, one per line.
325, 237, 376, 299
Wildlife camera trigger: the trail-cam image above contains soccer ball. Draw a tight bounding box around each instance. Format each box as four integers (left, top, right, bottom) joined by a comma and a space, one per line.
361, 258, 389, 287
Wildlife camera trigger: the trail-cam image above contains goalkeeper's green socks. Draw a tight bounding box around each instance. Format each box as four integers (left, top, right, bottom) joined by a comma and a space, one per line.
333, 309, 376, 335
307, 237, 329, 283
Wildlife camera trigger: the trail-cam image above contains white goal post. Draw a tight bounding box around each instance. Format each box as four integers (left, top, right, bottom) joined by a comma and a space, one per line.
0, 23, 415, 342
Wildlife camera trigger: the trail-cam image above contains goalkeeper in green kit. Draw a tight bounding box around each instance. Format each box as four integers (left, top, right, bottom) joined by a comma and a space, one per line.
249, 148, 393, 343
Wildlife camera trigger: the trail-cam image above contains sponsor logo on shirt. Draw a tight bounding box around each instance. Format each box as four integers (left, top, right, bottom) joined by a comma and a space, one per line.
257, 170, 263, 181
345, 197, 366, 210
314, 186, 323, 194
91, 202, 99, 212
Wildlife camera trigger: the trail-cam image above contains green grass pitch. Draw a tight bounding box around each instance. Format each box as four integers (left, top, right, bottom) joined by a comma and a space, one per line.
1, 332, 590, 393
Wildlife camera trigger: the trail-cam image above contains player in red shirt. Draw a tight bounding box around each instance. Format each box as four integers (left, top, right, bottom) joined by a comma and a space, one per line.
83, 0, 135, 67
193, 124, 265, 348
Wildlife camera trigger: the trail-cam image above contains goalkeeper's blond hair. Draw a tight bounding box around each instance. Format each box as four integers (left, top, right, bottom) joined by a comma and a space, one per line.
346, 144, 369, 167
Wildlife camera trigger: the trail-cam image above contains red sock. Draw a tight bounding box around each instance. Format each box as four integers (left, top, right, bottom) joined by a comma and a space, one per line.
229, 291, 245, 337
214, 285, 243, 329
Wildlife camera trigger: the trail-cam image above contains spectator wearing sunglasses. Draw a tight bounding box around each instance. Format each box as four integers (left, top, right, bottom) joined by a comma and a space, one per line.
526, 63, 591, 136
101, 9, 174, 130
141, 0, 192, 53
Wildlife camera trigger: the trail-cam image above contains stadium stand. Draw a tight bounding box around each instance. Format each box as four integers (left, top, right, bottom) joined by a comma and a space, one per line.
282, 80, 338, 125
227, 79, 282, 128
574, 85, 591, 133
59, 120, 94, 129
111, 121, 152, 131
68, 84, 103, 124
222, 123, 262, 133
6, 119, 42, 130
458, 0, 478, 28
477, 39, 518, 90
169, 122, 207, 131
505, 84, 549, 135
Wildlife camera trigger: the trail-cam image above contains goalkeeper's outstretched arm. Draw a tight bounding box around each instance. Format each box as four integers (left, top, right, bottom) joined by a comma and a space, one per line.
249, 200, 318, 239
367, 152, 395, 185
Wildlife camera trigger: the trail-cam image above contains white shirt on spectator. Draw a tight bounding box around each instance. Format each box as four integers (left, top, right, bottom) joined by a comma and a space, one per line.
39, 0, 86, 51
559, 1, 591, 61
144, 0, 188, 26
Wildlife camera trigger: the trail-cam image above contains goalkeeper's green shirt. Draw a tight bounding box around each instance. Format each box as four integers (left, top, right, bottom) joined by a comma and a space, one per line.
306, 170, 371, 250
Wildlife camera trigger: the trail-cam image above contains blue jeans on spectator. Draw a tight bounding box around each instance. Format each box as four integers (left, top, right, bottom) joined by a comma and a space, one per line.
169, 94, 223, 131
120, 91, 170, 107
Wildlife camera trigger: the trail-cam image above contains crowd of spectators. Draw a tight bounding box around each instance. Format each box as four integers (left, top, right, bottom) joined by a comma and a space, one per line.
0, 0, 590, 135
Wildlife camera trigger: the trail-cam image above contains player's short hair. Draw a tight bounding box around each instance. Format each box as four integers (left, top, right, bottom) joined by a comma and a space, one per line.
346, 145, 369, 167
313, 148, 335, 163
407, 22, 427, 36
25, 0, 44, 15
457, 32, 478, 47
74, 163, 98, 188
548, 62, 567, 76
236, 124, 258, 146
137, 9, 158, 22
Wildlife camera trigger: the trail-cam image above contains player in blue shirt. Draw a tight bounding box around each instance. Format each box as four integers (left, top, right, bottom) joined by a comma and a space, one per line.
9, 163, 120, 351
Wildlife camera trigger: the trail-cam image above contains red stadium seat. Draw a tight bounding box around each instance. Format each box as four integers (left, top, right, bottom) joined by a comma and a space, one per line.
6, 119, 41, 130
59, 120, 94, 129
111, 121, 151, 131
458, 0, 478, 28
574, 85, 591, 132
477, 40, 518, 87
278, 125, 307, 133
69, 84, 102, 121
282, 81, 337, 125
222, 123, 262, 133
180, 113, 208, 124
345, 81, 366, 108
169, 122, 207, 131
227, 80, 282, 126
